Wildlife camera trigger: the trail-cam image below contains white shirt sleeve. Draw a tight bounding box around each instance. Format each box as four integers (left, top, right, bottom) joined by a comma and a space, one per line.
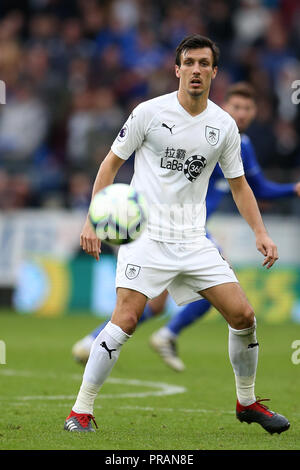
218, 120, 245, 179
111, 103, 148, 160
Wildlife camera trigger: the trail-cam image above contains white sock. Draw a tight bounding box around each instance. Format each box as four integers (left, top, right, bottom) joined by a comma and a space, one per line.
72, 381, 99, 415
156, 326, 177, 340
73, 321, 131, 414
228, 319, 258, 406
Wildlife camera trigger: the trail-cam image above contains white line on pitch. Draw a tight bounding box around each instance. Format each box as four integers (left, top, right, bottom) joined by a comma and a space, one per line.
0, 368, 186, 399
8, 402, 300, 417
98, 405, 235, 415
7, 401, 235, 415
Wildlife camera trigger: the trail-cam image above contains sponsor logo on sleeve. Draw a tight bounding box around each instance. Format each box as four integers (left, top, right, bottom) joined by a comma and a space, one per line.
117, 123, 129, 142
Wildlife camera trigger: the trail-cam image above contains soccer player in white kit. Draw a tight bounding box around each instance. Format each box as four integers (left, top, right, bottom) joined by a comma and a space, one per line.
64, 35, 290, 434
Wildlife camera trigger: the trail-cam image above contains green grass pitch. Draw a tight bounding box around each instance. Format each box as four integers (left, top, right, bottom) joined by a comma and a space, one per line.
0, 309, 299, 450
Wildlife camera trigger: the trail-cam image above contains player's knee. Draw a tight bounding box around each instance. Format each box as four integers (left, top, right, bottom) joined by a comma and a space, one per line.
231, 306, 255, 330
124, 312, 139, 333
112, 305, 139, 335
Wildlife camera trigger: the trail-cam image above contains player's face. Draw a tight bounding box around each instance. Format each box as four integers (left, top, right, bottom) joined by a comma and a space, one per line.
223, 95, 256, 133
175, 48, 217, 98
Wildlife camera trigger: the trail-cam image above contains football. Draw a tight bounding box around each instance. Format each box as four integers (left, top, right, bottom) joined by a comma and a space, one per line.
89, 183, 148, 245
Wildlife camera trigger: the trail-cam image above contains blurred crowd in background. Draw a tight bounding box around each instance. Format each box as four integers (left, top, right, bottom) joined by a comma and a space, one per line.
0, 0, 300, 214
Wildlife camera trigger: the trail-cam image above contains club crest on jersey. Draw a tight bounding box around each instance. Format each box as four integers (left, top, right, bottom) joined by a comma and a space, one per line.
205, 126, 219, 146
125, 264, 141, 279
184, 155, 207, 182
117, 124, 129, 142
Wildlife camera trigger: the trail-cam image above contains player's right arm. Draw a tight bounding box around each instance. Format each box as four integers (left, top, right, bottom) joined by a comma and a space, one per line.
80, 150, 125, 261
81, 102, 148, 260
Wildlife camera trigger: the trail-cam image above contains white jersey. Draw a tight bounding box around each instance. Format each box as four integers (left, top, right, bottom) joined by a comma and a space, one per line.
111, 91, 244, 242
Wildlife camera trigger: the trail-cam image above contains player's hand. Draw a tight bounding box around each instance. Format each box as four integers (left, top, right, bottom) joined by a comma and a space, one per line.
294, 182, 300, 197
256, 233, 278, 269
80, 217, 101, 261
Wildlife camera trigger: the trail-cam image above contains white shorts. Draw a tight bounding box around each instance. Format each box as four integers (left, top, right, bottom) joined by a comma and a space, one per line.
115, 233, 238, 306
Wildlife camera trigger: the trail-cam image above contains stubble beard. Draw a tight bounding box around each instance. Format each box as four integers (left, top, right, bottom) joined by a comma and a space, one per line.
187, 89, 204, 98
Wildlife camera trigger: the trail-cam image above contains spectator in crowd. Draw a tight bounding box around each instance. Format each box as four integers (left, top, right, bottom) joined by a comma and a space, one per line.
0, 79, 48, 170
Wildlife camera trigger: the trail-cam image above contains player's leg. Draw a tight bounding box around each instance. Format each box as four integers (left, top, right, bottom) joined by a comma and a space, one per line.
150, 232, 222, 371
148, 289, 169, 315
65, 287, 147, 432
72, 290, 168, 364
199, 282, 289, 434
65, 233, 179, 431
150, 298, 211, 371
199, 281, 257, 403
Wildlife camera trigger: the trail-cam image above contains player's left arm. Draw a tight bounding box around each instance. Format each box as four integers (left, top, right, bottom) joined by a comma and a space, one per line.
228, 175, 278, 269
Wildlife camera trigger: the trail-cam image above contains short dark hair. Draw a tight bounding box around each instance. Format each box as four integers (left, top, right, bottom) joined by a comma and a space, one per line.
224, 82, 257, 103
175, 34, 220, 68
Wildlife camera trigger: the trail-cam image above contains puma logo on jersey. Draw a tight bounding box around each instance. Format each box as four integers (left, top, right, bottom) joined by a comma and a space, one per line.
162, 123, 175, 134
100, 341, 117, 359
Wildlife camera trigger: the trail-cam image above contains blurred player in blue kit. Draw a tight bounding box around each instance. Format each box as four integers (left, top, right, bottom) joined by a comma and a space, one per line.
64, 35, 291, 434
72, 81, 300, 372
